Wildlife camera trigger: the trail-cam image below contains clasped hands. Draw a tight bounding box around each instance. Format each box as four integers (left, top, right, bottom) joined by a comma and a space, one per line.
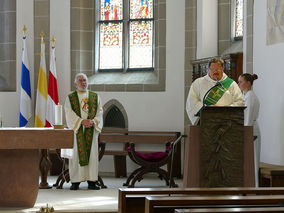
81, 119, 94, 128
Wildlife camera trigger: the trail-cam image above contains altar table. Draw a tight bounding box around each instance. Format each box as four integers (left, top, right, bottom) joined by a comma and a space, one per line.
0, 128, 73, 208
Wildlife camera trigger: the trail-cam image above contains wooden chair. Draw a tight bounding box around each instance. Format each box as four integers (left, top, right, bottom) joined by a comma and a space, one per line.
123, 135, 183, 188
53, 140, 107, 189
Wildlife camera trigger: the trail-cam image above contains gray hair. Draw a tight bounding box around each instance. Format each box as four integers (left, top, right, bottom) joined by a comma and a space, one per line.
74, 73, 88, 83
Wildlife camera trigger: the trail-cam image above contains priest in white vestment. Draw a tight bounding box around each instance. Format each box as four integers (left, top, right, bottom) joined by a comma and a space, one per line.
62, 73, 103, 190
186, 57, 244, 125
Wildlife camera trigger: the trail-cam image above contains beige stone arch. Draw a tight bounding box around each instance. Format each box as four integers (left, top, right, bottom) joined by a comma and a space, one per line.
103, 99, 128, 130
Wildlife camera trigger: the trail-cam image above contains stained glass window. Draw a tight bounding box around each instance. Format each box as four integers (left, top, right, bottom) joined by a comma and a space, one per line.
129, 21, 153, 68
129, 0, 154, 69
99, 23, 123, 69
98, 0, 154, 71
100, 0, 123, 21
234, 0, 243, 38
130, 0, 153, 19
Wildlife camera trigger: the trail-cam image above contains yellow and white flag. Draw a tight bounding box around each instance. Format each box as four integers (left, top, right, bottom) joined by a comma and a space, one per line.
35, 36, 48, 127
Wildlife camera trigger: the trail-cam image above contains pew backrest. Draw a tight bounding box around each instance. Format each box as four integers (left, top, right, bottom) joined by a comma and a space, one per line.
175, 207, 284, 213
145, 195, 284, 213
118, 187, 284, 213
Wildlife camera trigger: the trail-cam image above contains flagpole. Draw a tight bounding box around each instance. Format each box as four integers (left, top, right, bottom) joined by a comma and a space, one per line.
51, 35, 56, 47
36, 31, 52, 189
45, 35, 59, 127
23, 25, 27, 35
19, 25, 32, 127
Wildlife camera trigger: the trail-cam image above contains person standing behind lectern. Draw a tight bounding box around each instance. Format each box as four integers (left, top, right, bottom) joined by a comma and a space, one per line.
186, 57, 244, 125
238, 73, 260, 187
61, 73, 103, 190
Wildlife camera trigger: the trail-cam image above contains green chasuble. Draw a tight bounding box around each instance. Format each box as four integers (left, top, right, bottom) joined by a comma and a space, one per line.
204, 77, 234, 106
68, 91, 98, 166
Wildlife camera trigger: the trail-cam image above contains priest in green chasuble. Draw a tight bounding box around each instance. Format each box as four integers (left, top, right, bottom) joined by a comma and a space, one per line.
186, 57, 245, 125
62, 73, 103, 190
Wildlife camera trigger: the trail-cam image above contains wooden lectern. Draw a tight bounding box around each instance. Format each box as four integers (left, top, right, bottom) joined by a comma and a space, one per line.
0, 128, 73, 208
183, 106, 255, 187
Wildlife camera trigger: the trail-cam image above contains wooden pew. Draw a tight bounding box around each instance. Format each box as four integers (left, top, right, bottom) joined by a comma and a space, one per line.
118, 187, 284, 213
259, 162, 284, 187
145, 195, 284, 213
175, 207, 284, 212
100, 130, 181, 178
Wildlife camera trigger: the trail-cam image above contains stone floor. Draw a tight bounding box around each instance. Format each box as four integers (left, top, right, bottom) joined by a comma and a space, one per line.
0, 175, 183, 213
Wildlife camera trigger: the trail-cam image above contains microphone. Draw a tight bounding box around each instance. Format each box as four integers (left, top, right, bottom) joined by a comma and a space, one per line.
213, 78, 225, 89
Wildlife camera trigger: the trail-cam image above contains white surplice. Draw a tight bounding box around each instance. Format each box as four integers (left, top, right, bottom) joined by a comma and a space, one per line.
244, 90, 261, 187
61, 90, 103, 183
186, 73, 245, 124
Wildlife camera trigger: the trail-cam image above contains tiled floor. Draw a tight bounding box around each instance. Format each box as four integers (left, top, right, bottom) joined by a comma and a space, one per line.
0, 176, 183, 213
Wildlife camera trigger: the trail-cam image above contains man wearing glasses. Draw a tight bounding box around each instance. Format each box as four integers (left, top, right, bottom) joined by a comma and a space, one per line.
186, 57, 244, 125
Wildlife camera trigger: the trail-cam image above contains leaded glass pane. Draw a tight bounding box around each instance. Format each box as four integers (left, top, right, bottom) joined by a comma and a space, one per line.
235, 0, 243, 37
130, 0, 153, 19
99, 23, 123, 69
129, 21, 153, 68
100, 0, 123, 21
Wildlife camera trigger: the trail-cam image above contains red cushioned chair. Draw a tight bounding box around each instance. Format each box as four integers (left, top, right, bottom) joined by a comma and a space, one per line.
53, 136, 107, 189
123, 135, 183, 188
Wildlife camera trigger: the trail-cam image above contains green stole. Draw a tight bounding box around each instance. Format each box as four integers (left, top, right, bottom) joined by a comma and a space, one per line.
68, 91, 98, 166
204, 77, 234, 106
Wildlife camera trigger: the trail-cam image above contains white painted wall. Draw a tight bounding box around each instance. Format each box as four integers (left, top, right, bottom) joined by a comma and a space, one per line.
242, 0, 247, 73
197, 0, 218, 59
0, 0, 34, 127
50, 0, 71, 107
254, 1, 284, 164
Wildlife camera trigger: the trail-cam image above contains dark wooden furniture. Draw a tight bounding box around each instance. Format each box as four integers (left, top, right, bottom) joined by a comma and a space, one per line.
123, 135, 183, 188
100, 130, 182, 179
53, 141, 107, 189
145, 195, 284, 213
118, 187, 284, 213
48, 149, 64, 176
183, 107, 254, 187
191, 52, 243, 82
175, 207, 284, 213
259, 162, 284, 187
0, 128, 73, 208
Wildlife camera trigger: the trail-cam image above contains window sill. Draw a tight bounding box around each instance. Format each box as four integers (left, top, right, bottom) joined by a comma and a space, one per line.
89, 72, 158, 84
88, 71, 165, 92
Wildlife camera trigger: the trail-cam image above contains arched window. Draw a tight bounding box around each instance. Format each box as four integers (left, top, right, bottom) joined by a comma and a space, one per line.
232, 0, 243, 40
98, 0, 154, 72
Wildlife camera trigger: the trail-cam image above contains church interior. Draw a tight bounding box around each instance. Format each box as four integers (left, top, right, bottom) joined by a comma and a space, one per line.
1, 0, 284, 212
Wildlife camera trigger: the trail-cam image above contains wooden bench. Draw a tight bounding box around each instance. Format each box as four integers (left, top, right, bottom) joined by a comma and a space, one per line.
259, 162, 284, 187
118, 187, 284, 213
100, 130, 181, 178
175, 207, 284, 212
145, 195, 284, 213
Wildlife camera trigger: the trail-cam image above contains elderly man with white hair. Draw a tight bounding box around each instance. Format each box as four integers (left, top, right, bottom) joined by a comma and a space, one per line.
62, 73, 103, 190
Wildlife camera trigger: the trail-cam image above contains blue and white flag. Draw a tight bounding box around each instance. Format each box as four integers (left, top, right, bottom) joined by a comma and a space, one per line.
19, 35, 32, 127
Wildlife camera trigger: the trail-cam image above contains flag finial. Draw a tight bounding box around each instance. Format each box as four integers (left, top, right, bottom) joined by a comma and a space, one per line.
51, 36, 56, 47
40, 31, 45, 43
23, 25, 27, 35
